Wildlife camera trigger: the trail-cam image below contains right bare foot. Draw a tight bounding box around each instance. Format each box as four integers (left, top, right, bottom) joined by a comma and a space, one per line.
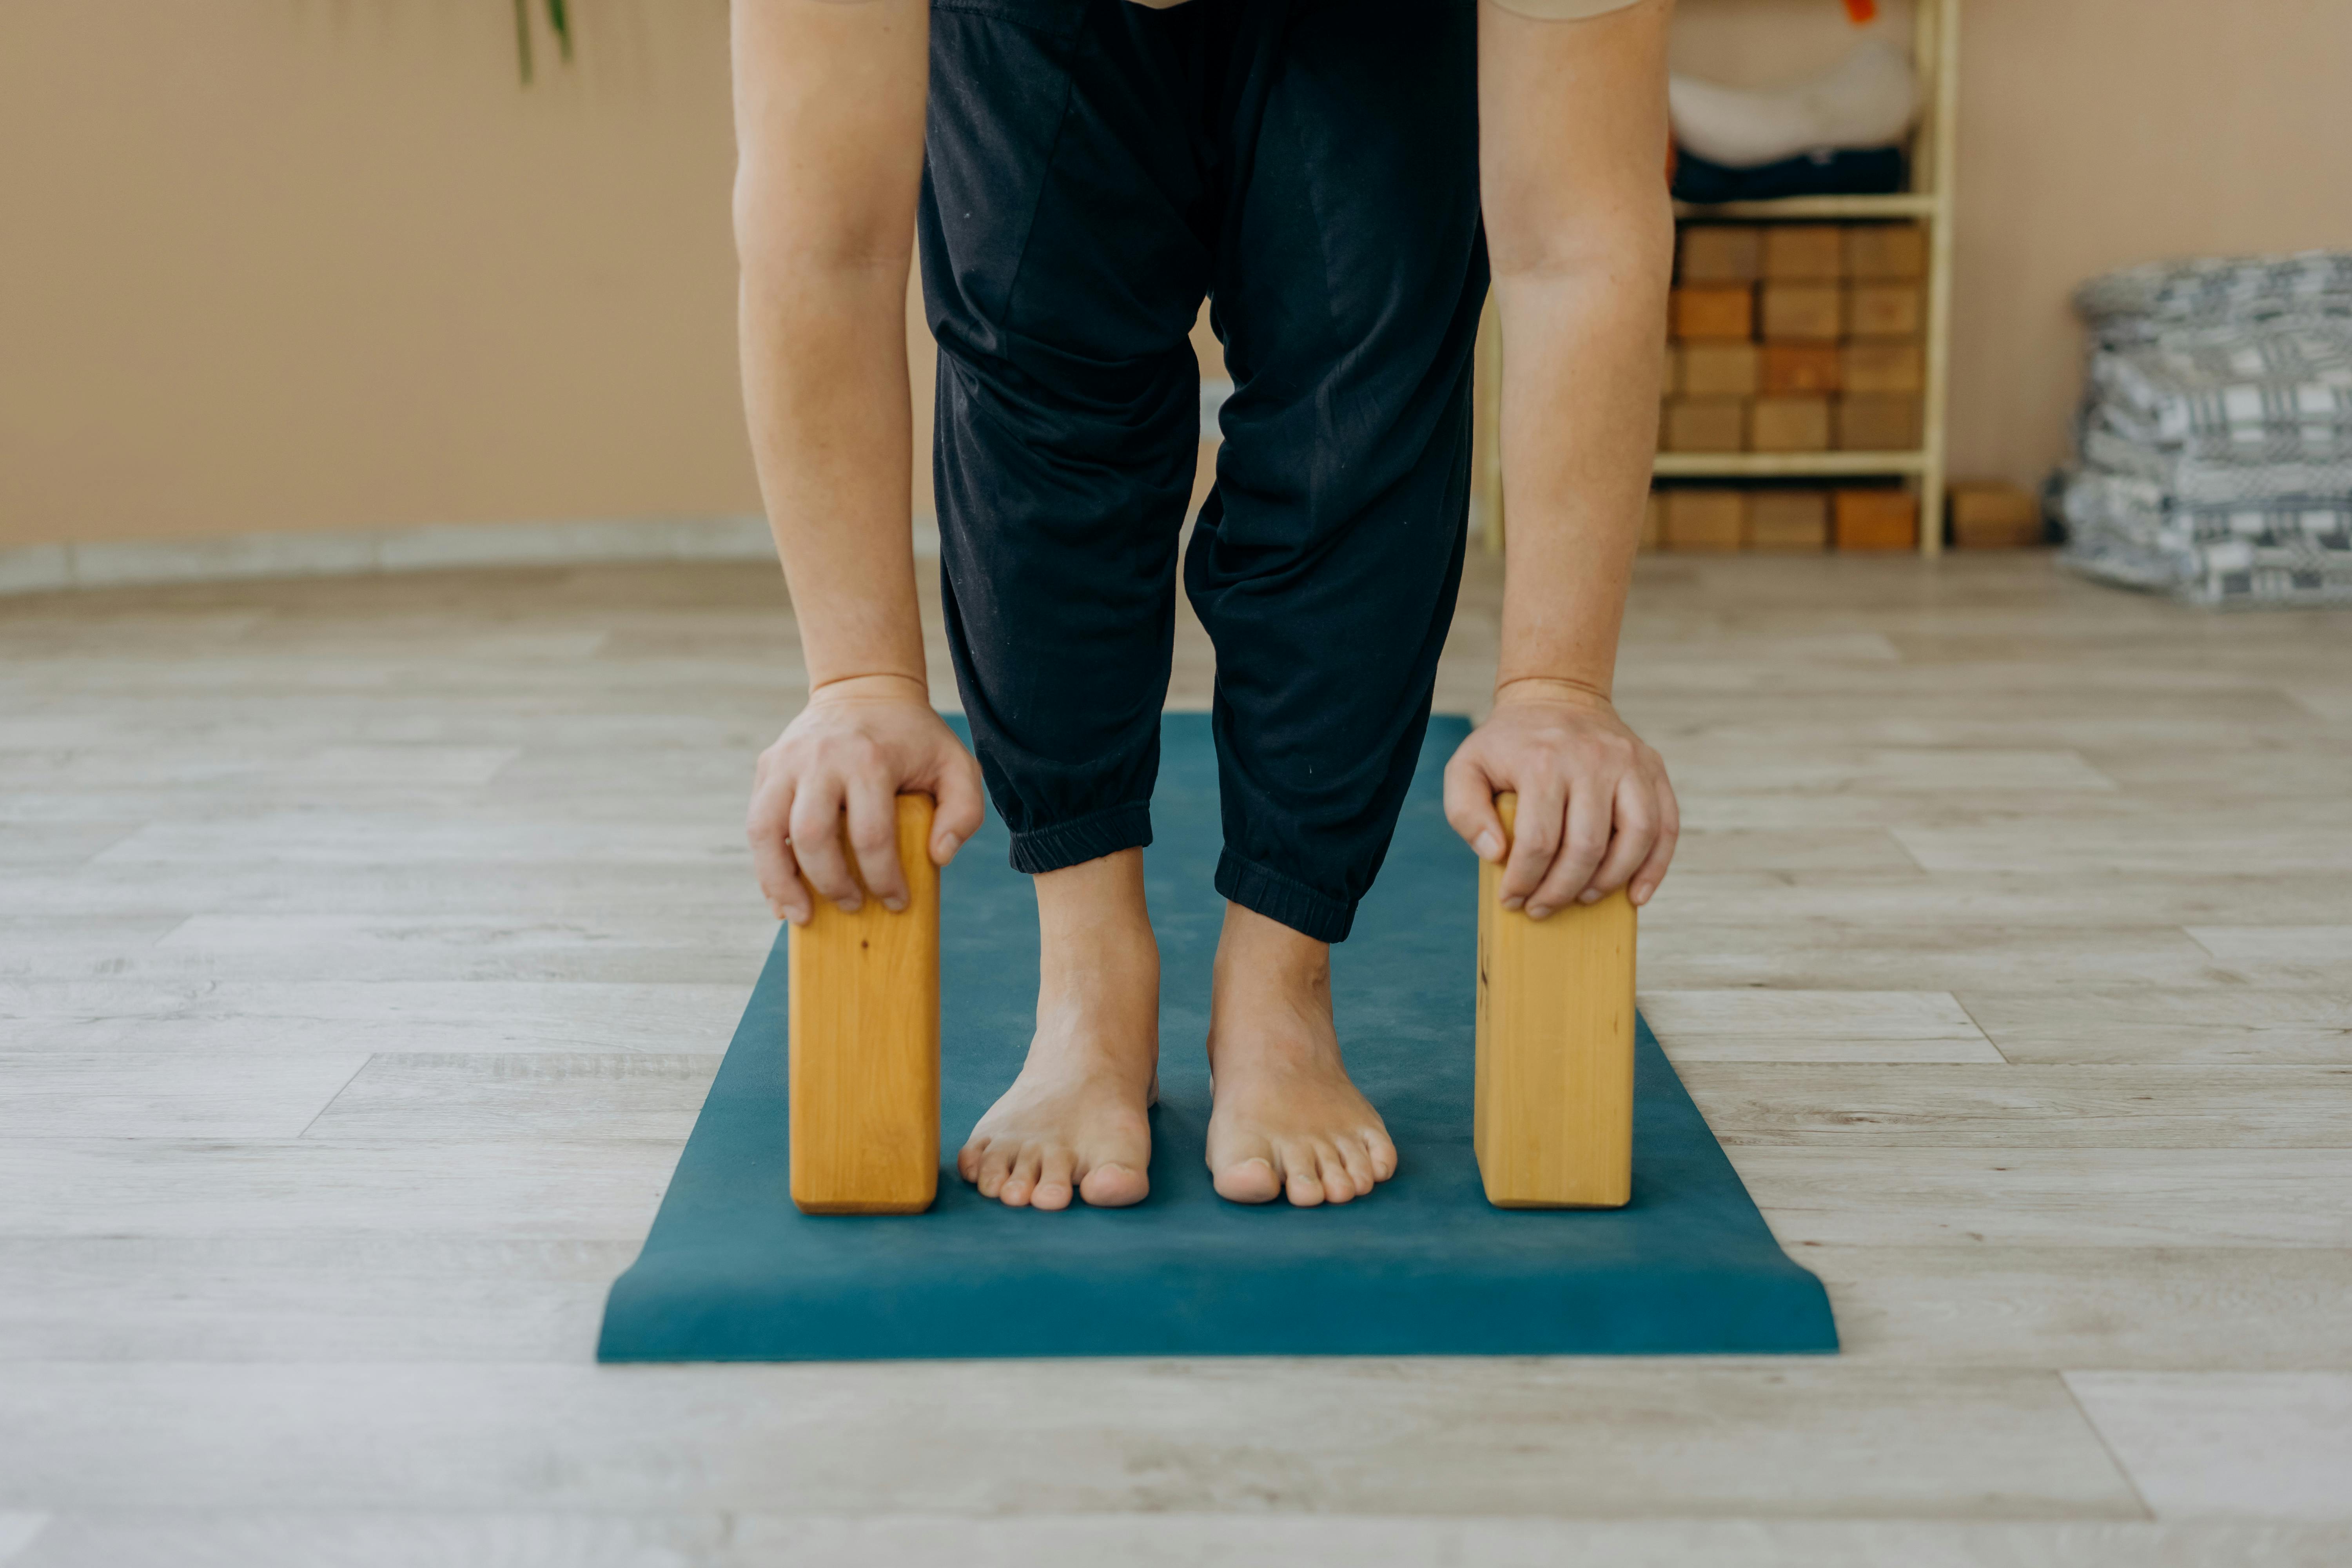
956, 848, 1160, 1210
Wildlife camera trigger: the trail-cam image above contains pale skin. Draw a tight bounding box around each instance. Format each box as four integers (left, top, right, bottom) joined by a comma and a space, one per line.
734, 0, 1679, 1209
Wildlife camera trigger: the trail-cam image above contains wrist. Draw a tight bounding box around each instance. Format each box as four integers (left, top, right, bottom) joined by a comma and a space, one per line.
1493, 675, 1613, 712
808, 671, 929, 707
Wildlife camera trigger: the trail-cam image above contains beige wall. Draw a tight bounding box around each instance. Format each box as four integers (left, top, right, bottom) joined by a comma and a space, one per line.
0, 1, 760, 548
5, 0, 2350, 550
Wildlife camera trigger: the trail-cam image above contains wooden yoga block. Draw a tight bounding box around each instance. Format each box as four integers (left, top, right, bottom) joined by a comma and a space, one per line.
1670, 284, 1755, 341
1846, 281, 1925, 338
1762, 224, 1845, 281
1760, 343, 1842, 395
1662, 396, 1747, 454
1748, 489, 1830, 552
1835, 393, 1924, 451
1662, 488, 1745, 552
1834, 488, 1920, 552
1842, 339, 1926, 395
1845, 222, 1928, 280
1749, 395, 1832, 453
788, 793, 942, 1216
1760, 283, 1843, 342
1949, 480, 2046, 548
1678, 224, 1763, 283
1679, 341, 1761, 397
1475, 794, 1636, 1210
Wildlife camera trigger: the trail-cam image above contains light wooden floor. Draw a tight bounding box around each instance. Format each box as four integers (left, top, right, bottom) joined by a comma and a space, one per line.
2, 551, 2349, 1566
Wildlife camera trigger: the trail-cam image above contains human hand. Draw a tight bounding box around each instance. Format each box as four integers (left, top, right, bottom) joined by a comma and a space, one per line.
747, 674, 986, 924
1442, 679, 1679, 918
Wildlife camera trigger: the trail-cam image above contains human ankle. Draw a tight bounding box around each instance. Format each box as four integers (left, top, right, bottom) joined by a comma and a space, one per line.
1028, 849, 1159, 1069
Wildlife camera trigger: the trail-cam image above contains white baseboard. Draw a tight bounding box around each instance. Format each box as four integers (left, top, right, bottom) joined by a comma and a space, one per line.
0, 513, 944, 597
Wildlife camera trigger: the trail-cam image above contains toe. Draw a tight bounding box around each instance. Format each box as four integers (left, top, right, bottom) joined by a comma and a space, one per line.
1316, 1143, 1357, 1205
955, 1137, 985, 1185
1078, 1160, 1149, 1208
1336, 1136, 1375, 1196
1000, 1145, 1042, 1207
1281, 1142, 1325, 1207
1361, 1126, 1399, 1184
975, 1143, 1014, 1199
1211, 1147, 1283, 1204
1032, 1148, 1076, 1211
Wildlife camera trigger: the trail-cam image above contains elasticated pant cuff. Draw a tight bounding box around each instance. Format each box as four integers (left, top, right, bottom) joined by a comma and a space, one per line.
1007, 802, 1154, 875
1214, 850, 1355, 944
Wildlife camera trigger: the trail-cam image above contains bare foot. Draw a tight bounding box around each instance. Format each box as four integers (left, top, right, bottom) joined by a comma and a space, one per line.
1205, 903, 1399, 1207
956, 849, 1158, 1210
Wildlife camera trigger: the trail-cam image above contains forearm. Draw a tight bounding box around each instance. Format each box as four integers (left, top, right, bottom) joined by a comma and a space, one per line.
1490, 227, 1671, 701
731, 0, 930, 695
739, 256, 926, 692
1478, 0, 1674, 704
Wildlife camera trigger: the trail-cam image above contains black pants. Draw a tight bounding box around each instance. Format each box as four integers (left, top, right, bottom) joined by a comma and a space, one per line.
922, 0, 1486, 943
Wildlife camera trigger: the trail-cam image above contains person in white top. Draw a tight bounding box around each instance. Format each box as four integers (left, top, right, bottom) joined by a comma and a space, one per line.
734, 0, 1679, 1210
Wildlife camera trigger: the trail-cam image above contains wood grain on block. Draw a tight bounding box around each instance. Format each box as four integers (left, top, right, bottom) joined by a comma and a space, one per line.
1845, 222, 1927, 279
1846, 281, 1926, 338
1662, 488, 1746, 552
1835, 393, 1924, 451
1834, 489, 1920, 552
1662, 397, 1747, 454
1760, 283, 1843, 342
1749, 396, 1833, 453
1950, 482, 2046, 548
1762, 224, 1845, 281
1475, 793, 1636, 1210
1677, 224, 1762, 282
1843, 340, 1926, 395
1747, 489, 1830, 552
1679, 341, 1761, 397
1670, 284, 1755, 341
1761, 343, 1842, 395
788, 794, 941, 1216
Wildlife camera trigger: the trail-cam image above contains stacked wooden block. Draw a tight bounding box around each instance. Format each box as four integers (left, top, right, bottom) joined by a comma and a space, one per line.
1639, 485, 1918, 554
1662, 223, 1929, 457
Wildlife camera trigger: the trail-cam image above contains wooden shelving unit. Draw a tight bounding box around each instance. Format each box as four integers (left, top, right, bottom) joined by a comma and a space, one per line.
1476, 0, 1962, 557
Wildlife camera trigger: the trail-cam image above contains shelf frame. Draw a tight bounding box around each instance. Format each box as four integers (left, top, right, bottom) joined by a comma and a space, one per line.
1473, 0, 1963, 559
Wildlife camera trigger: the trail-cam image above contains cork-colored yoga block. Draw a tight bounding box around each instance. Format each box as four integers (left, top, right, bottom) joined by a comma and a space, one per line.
1760, 283, 1844, 342
1845, 281, 1925, 338
1950, 481, 2046, 548
1760, 342, 1842, 395
1475, 795, 1636, 1210
1845, 223, 1927, 280
1835, 393, 1924, 451
1678, 224, 1763, 282
1748, 489, 1830, 552
1662, 487, 1746, 551
1762, 224, 1845, 281
1834, 488, 1920, 551
789, 793, 941, 1216
1671, 284, 1756, 341
1662, 396, 1748, 454
1679, 341, 1762, 397
1842, 339, 1926, 395
1749, 395, 1832, 453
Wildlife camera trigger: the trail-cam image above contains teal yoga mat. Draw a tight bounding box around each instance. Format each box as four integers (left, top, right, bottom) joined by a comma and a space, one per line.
598, 715, 1836, 1360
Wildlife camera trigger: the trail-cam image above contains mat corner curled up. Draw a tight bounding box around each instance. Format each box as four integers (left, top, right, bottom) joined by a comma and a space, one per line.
598, 714, 1838, 1361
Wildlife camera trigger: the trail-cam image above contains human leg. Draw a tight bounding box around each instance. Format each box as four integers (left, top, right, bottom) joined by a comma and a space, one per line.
922, 0, 1217, 1206
1189, 0, 1487, 1202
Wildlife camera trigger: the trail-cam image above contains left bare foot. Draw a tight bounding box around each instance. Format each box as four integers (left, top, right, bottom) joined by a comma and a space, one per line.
1203, 903, 1398, 1207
